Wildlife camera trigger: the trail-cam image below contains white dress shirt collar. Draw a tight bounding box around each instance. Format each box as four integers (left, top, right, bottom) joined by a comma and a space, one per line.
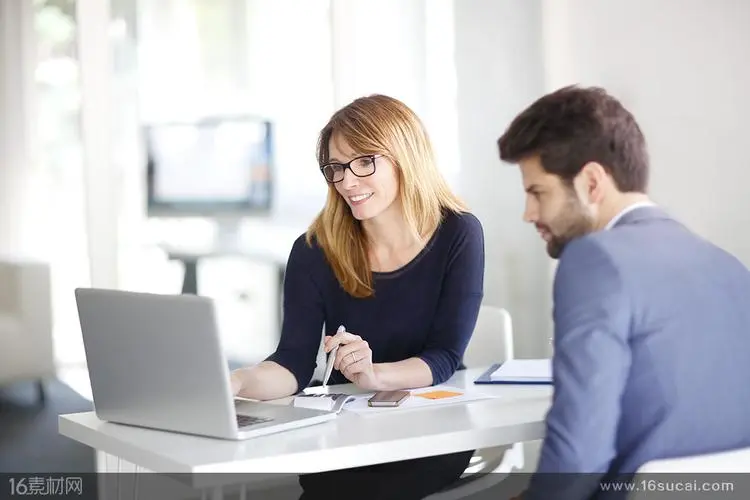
604, 201, 656, 230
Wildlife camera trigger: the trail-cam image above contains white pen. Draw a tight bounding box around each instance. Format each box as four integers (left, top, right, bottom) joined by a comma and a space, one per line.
323, 325, 345, 387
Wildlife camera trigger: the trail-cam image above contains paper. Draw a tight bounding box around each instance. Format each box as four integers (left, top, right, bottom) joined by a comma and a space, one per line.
490, 359, 552, 382
343, 385, 493, 415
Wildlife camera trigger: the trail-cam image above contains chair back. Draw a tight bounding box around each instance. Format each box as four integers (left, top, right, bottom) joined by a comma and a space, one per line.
0, 257, 55, 383
462, 305, 514, 368
628, 446, 750, 499
637, 446, 750, 473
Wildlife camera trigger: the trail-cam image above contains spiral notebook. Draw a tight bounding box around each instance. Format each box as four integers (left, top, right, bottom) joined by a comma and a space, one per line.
474, 359, 553, 385
291, 393, 358, 413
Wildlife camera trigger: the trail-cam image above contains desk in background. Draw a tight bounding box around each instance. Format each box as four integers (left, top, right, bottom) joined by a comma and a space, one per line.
160, 223, 303, 327
58, 367, 551, 498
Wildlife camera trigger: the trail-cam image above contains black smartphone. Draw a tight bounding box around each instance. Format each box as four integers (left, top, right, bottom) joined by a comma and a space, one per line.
368, 390, 410, 407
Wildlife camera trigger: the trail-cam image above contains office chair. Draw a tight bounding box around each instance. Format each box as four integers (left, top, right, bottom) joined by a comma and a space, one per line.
426, 305, 524, 499
628, 445, 750, 499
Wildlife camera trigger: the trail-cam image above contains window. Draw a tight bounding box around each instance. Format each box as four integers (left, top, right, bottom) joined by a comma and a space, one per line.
35, 0, 90, 365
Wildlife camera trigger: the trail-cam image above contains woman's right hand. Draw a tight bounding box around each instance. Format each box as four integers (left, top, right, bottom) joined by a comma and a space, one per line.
228, 362, 298, 401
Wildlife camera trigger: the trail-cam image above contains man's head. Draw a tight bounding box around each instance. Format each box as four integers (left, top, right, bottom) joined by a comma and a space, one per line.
498, 85, 650, 258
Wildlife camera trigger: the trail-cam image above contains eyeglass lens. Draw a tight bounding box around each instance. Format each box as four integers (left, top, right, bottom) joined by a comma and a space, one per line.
322, 156, 376, 182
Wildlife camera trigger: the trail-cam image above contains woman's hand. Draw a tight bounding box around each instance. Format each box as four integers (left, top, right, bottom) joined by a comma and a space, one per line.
230, 371, 242, 396
228, 362, 299, 401
324, 330, 382, 391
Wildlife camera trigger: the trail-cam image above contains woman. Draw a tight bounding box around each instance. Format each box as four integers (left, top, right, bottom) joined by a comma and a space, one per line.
231, 94, 485, 499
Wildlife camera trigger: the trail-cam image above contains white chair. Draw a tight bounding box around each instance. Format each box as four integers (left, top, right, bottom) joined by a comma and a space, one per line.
426, 305, 524, 499
628, 446, 750, 499
462, 305, 514, 368
0, 256, 56, 402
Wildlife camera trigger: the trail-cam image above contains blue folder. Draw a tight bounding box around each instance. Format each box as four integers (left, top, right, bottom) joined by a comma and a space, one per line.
474, 362, 553, 385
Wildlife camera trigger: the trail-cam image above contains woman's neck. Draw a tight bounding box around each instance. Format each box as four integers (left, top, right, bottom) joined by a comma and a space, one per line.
361, 205, 433, 272
361, 205, 419, 253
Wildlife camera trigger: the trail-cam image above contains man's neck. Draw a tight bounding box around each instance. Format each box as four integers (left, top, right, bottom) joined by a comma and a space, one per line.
596, 193, 652, 231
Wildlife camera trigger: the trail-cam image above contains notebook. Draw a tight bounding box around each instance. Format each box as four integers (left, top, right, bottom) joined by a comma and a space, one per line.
474, 359, 553, 385
292, 393, 358, 413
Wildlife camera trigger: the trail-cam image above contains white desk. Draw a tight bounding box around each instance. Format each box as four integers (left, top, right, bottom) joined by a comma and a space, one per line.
160, 222, 301, 288
59, 367, 551, 496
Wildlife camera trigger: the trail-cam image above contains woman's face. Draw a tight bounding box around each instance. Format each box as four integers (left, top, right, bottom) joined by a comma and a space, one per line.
327, 135, 400, 222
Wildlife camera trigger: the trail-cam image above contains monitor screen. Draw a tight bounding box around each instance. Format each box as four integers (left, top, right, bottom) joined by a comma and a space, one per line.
145, 117, 273, 216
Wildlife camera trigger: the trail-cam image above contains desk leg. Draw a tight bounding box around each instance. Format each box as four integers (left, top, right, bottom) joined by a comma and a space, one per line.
95, 450, 207, 498
181, 259, 199, 294
132, 465, 141, 500
96, 451, 128, 498
201, 488, 225, 500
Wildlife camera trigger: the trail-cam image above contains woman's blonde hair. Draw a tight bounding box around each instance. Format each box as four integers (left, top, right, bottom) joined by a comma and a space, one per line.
306, 94, 468, 298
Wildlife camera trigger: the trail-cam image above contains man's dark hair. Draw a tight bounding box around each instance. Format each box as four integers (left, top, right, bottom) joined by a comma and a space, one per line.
498, 85, 649, 192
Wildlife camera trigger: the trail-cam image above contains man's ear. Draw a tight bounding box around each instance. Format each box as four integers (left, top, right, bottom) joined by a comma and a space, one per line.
579, 161, 609, 203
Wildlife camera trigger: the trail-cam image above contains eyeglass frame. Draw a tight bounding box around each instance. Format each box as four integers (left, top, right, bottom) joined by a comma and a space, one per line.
319, 154, 384, 183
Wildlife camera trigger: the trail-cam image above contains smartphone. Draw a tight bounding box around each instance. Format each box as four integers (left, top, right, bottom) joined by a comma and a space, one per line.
368, 390, 410, 407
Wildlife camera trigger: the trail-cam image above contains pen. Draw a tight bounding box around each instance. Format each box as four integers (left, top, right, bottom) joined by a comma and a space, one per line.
323, 325, 345, 387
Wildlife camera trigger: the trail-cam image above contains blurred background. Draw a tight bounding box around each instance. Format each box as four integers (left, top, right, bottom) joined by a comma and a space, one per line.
1, 0, 749, 475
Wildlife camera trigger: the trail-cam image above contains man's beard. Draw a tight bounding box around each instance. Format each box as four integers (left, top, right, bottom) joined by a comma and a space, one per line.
543, 197, 596, 259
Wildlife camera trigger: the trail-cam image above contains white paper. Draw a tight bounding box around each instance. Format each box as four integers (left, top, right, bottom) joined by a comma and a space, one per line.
343, 385, 495, 415
490, 359, 552, 382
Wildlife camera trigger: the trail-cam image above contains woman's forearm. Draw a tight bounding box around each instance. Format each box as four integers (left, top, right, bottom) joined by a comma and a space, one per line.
231, 361, 298, 401
374, 357, 434, 391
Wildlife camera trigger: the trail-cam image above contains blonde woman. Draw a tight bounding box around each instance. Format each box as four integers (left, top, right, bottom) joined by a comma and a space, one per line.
231, 94, 485, 499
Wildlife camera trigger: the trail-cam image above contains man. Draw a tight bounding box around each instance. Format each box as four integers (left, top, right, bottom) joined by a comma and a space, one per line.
498, 85, 750, 499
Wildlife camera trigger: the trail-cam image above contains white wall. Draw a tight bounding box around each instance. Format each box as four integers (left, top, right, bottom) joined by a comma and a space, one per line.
542, 0, 750, 266
331, 0, 461, 184
331, 0, 426, 113
452, 0, 750, 358
453, 0, 553, 359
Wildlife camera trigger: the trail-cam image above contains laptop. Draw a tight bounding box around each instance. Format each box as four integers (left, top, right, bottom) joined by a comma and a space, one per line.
74, 287, 337, 440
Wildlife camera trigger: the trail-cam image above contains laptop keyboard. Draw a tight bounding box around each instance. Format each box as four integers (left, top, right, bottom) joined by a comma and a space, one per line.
236, 414, 274, 428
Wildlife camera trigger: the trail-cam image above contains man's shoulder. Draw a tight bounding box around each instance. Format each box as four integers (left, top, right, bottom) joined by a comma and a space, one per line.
558, 215, 670, 264
558, 232, 614, 266
553, 235, 623, 299
558, 217, 750, 286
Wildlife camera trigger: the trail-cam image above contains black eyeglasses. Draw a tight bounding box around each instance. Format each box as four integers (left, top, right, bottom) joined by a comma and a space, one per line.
319, 154, 383, 183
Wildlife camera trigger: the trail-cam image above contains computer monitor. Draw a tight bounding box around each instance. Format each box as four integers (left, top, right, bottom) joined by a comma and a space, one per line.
145, 116, 273, 221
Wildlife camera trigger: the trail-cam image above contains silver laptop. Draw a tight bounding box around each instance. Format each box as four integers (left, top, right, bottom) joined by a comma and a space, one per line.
74, 287, 336, 440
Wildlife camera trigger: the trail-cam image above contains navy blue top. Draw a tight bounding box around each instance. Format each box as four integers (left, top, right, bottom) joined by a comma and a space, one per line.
266, 210, 485, 391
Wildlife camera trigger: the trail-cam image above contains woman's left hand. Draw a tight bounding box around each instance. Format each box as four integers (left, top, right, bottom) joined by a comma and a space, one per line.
324, 330, 381, 390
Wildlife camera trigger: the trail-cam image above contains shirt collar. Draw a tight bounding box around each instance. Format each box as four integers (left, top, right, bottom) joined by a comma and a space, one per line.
604, 201, 656, 230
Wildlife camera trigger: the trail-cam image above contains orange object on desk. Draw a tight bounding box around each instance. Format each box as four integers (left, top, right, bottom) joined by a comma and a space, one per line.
416, 390, 462, 400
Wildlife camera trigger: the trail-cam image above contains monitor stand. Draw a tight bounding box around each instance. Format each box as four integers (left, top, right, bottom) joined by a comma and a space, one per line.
213, 216, 244, 251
